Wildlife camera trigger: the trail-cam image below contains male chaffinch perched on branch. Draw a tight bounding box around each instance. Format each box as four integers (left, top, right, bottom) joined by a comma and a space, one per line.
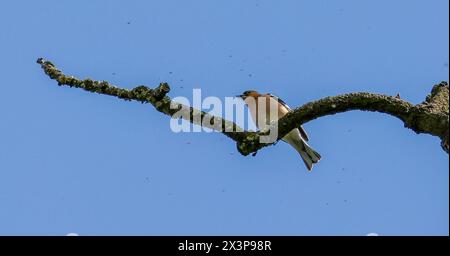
237, 90, 321, 171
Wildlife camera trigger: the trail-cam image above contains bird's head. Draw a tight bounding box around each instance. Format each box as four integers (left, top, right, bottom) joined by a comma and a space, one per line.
236, 90, 260, 100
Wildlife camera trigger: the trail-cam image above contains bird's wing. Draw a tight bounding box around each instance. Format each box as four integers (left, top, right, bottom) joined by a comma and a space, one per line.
268, 93, 291, 110
268, 93, 309, 141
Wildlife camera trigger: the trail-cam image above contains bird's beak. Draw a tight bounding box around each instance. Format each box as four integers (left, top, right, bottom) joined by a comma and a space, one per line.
236, 94, 244, 98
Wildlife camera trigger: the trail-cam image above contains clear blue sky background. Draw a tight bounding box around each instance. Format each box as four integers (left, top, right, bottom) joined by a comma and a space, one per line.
0, 0, 448, 235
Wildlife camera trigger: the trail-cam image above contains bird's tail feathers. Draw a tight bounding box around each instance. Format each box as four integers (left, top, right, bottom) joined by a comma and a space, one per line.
294, 140, 321, 171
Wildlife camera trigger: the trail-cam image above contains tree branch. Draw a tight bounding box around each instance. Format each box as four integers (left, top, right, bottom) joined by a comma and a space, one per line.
37, 58, 449, 155
36, 58, 248, 142
238, 85, 449, 155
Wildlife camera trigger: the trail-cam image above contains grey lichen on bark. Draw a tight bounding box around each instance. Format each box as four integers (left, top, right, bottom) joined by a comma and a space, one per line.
36, 58, 246, 142
238, 83, 449, 155
37, 58, 449, 155
413, 82, 449, 153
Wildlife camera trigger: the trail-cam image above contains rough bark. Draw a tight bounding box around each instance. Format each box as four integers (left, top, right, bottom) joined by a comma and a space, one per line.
37, 58, 449, 155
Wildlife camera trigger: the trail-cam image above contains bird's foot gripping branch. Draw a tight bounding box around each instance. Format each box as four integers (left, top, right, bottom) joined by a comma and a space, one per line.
37, 58, 449, 156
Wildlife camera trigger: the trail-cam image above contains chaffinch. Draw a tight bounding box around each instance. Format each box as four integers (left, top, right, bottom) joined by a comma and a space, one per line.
237, 90, 321, 171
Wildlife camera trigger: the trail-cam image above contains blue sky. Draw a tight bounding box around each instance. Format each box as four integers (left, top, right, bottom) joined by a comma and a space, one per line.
0, 0, 448, 235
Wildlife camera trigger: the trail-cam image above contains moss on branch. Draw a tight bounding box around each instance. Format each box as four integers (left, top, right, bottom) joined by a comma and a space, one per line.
37, 58, 449, 155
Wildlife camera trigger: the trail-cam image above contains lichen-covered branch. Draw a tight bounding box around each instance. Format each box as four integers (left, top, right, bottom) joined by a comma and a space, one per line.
37, 58, 449, 155
36, 58, 247, 143
238, 84, 449, 155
